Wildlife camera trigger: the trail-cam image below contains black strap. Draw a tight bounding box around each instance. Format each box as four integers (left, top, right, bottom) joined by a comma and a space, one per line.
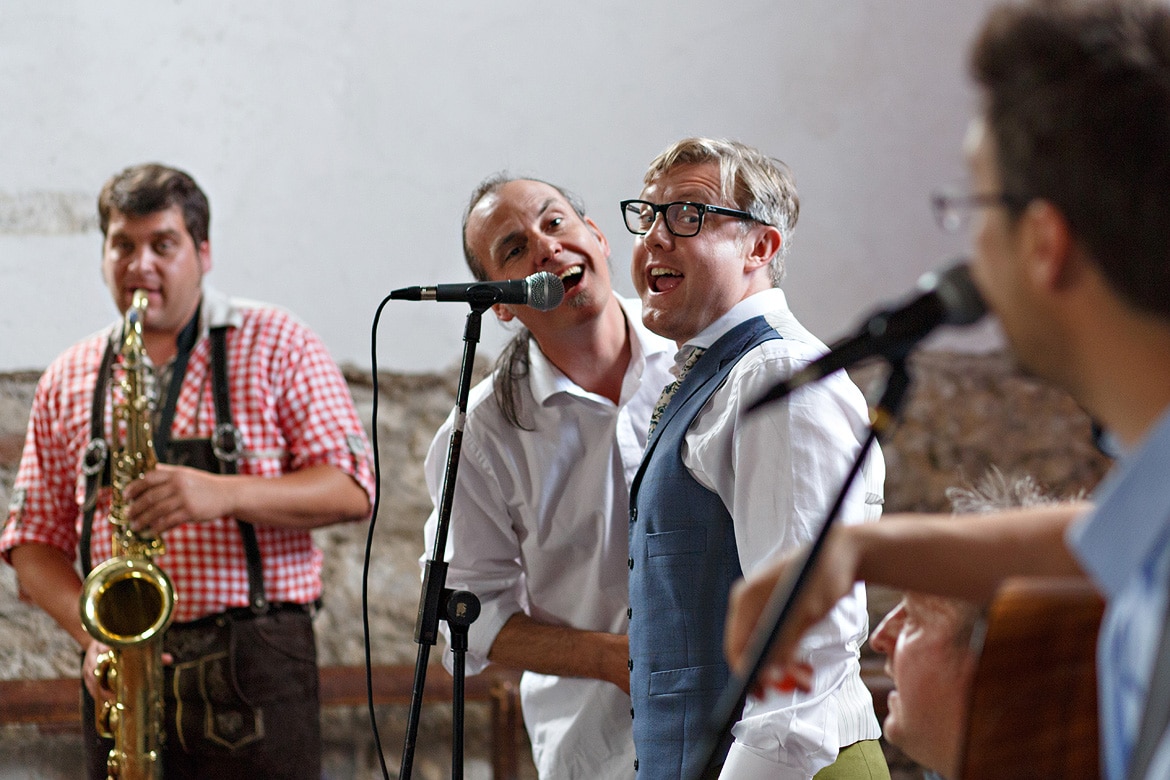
151, 308, 201, 459
1129, 577, 1170, 779
80, 339, 116, 576
209, 326, 268, 615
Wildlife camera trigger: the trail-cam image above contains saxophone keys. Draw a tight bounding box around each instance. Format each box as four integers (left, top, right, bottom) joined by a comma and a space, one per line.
97, 699, 115, 740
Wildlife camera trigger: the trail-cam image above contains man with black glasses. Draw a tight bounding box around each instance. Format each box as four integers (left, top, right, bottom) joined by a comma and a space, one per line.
622, 137, 888, 780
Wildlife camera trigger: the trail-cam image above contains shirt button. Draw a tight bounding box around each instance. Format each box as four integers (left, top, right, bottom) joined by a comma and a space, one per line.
628, 557, 634, 569
627, 658, 633, 671
627, 607, 632, 619
631, 508, 638, 523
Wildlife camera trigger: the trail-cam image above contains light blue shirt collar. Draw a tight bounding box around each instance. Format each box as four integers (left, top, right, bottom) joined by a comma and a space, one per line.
1069, 405, 1170, 597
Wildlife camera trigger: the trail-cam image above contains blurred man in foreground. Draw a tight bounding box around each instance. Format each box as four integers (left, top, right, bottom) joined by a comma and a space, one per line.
726, 3, 1170, 779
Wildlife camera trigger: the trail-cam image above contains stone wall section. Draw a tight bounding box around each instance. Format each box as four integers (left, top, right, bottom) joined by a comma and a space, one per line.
0, 352, 1113, 778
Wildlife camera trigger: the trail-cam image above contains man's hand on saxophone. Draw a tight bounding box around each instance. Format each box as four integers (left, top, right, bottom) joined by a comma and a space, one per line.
122, 464, 233, 537
81, 638, 175, 704
81, 639, 115, 707
125, 462, 372, 535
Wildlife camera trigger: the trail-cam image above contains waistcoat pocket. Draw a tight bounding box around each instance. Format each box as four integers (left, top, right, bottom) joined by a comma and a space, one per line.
648, 663, 726, 695
646, 527, 707, 558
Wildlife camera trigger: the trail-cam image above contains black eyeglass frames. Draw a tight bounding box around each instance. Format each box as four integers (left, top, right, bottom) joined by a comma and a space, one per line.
620, 199, 764, 238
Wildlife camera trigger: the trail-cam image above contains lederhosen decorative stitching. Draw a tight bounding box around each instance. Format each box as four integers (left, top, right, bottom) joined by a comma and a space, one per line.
79, 312, 267, 613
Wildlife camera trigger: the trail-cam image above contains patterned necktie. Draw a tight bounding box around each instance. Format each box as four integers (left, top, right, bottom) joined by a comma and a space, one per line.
647, 346, 706, 437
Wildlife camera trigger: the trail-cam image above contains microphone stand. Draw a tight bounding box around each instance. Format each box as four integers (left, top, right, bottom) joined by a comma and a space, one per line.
400, 302, 490, 780
691, 358, 913, 779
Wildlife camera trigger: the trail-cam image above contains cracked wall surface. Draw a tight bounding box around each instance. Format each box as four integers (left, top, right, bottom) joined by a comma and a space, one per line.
0, 191, 99, 236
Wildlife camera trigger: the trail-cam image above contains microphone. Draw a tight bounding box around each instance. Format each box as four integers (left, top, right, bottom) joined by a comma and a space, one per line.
389, 271, 565, 311
748, 260, 986, 413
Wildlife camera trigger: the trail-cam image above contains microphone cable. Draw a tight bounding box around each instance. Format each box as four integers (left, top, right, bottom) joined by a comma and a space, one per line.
363, 291, 395, 780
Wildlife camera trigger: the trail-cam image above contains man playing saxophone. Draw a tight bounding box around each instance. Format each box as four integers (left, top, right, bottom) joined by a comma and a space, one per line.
0, 163, 375, 779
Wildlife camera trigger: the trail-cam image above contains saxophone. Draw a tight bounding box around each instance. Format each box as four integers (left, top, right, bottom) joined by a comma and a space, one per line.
79, 289, 177, 780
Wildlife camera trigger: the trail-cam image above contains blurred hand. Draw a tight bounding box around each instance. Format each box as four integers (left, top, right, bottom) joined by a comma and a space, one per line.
725, 526, 861, 686
82, 640, 115, 705
602, 633, 631, 695
82, 640, 174, 708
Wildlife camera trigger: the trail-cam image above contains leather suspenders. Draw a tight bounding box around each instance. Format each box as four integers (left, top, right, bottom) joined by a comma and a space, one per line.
208, 326, 268, 615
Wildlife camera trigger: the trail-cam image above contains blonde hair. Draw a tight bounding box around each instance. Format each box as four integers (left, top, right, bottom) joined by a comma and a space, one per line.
643, 137, 799, 285
944, 466, 1072, 515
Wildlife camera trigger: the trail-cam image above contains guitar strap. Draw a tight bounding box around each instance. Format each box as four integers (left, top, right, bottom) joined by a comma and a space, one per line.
1128, 574, 1170, 780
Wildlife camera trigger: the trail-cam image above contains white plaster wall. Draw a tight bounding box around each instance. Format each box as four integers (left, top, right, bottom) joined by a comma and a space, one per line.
1, 0, 1005, 373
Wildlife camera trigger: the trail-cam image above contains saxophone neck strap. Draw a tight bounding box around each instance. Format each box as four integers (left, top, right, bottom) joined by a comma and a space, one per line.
151, 307, 201, 459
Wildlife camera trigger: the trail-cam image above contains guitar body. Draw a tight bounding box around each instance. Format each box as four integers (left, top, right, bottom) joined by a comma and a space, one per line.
960, 576, 1104, 780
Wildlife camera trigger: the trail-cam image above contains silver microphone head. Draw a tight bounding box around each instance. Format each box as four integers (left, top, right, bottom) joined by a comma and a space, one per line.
918, 260, 987, 326
525, 271, 566, 311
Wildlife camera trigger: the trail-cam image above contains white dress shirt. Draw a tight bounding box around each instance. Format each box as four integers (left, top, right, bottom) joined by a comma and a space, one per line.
680, 288, 885, 779
421, 295, 675, 779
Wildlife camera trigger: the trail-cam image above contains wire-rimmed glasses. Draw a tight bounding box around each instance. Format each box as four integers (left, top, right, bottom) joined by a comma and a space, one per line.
931, 188, 1030, 233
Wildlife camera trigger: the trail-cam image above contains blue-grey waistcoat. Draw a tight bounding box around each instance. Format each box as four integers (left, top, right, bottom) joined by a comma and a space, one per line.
628, 316, 782, 779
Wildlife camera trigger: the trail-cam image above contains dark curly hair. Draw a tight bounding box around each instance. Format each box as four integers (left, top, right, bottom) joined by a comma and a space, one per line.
98, 163, 210, 246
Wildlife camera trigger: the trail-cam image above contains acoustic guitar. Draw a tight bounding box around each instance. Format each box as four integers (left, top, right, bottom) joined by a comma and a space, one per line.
959, 576, 1105, 780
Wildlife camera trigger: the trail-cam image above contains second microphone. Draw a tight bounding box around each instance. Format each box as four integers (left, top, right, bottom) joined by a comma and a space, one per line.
390, 271, 565, 311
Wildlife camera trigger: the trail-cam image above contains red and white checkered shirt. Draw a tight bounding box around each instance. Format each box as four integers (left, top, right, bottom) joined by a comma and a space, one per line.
1, 287, 375, 622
